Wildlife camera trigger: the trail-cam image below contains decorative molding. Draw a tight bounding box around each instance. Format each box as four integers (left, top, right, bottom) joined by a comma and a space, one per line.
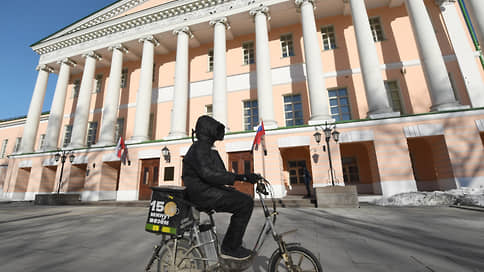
108, 44, 129, 54
338, 130, 375, 143
72, 155, 89, 165
225, 141, 252, 152
435, 0, 455, 7
82, 51, 102, 61
18, 160, 32, 168
36, 64, 54, 73
138, 149, 161, 159
278, 136, 310, 148
403, 123, 444, 138
295, 0, 315, 8
34, 0, 234, 55
139, 35, 160, 46
209, 17, 230, 29
173, 26, 194, 38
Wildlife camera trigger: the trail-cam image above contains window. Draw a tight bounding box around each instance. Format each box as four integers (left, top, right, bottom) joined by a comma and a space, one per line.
280, 34, 295, 57
369, 17, 384, 42
94, 74, 103, 93
115, 118, 125, 143
321, 25, 336, 50
13, 137, 22, 153
72, 79, 81, 98
0, 139, 7, 158
205, 104, 213, 117
342, 157, 360, 184
328, 88, 352, 121
208, 49, 214, 72
242, 41, 255, 64
63, 125, 73, 147
86, 121, 98, 147
284, 94, 303, 126
148, 113, 154, 140
39, 134, 46, 150
384, 81, 404, 114
288, 160, 306, 185
121, 68, 128, 88
164, 166, 175, 181
243, 100, 259, 131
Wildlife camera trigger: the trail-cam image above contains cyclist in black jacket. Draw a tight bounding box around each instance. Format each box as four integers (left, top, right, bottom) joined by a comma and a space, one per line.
182, 115, 259, 261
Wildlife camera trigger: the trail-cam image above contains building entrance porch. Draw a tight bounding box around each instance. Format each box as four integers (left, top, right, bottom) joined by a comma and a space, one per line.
280, 146, 313, 196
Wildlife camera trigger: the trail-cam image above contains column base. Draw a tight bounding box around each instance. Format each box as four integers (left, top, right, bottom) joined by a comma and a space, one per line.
164, 132, 188, 140
308, 115, 334, 125
430, 102, 470, 112
259, 120, 278, 130
68, 143, 85, 149
93, 141, 115, 148
128, 136, 150, 144
368, 111, 400, 119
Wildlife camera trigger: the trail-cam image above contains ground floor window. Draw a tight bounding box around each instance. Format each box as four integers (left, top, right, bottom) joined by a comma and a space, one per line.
288, 160, 306, 185
342, 157, 359, 184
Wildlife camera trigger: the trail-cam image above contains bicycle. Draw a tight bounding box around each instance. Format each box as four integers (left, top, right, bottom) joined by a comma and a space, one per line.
144, 175, 323, 272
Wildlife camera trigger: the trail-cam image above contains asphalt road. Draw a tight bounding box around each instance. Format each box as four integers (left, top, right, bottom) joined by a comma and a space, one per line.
0, 202, 482, 272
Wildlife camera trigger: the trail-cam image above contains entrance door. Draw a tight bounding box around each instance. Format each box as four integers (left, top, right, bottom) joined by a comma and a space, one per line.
139, 159, 160, 200
228, 152, 254, 197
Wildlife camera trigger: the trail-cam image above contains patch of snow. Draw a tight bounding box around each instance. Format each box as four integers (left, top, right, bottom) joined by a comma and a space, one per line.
373, 187, 484, 207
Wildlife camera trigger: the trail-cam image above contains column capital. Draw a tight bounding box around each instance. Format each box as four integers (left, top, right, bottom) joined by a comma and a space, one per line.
173, 26, 194, 38
108, 44, 129, 53
82, 51, 102, 61
139, 36, 160, 47
249, 6, 270, 20
36, 64, 54, 73
209, 17, 230, 29
295, 0, 316, 8
57, 58, 77, 67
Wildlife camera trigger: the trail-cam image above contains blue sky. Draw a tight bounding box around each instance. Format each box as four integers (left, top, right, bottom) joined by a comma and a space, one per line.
0, 0, 117, 120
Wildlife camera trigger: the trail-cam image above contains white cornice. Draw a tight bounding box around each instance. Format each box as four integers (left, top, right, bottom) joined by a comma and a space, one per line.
33, 0, 236, 55
0, 115, 49, 129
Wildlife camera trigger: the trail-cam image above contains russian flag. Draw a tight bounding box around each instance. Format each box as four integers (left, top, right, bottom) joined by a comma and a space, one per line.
251, 121, 267, 155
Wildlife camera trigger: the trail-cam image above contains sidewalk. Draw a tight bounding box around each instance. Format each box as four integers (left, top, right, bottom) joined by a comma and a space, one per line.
0, 203, 482, 271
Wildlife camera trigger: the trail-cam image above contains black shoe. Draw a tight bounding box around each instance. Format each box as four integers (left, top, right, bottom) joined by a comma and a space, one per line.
220, 246, 253, 261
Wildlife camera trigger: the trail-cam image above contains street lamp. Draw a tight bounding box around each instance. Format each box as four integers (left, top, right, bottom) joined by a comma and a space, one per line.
54, 150, 75, 194
161, 146, 171, 163
313, 122, 340, 186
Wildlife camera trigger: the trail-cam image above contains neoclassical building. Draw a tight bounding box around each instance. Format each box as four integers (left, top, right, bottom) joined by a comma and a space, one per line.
1, 0, 484, 201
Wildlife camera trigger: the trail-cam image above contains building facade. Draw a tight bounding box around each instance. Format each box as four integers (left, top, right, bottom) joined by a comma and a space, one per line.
1, 0, 484, 201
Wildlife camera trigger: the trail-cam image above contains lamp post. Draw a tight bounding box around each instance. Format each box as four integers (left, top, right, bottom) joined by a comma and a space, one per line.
313, 122, 340, 186
54, 150, 75, 194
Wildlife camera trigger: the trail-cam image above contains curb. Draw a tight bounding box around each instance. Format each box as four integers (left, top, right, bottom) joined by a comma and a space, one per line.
449, 204, 484, 212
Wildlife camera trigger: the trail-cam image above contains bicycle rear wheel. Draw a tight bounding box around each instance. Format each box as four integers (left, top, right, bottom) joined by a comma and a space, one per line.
157, 238, 206, 272
268, 245, 323, 272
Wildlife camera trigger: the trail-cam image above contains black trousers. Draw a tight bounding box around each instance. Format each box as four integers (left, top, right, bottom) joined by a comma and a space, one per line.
212, 188, 254, 250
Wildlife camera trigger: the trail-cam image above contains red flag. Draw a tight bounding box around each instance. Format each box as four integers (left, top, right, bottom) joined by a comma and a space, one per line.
116, 137, 129, 165
251, 121, 267, 155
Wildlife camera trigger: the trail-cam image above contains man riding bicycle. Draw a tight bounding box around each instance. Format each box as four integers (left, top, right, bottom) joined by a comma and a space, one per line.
182, 115, 260, 261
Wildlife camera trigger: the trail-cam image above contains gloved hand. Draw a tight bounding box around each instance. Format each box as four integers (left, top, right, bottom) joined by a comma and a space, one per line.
246, 173, 261, 184
235, 174, 248, 182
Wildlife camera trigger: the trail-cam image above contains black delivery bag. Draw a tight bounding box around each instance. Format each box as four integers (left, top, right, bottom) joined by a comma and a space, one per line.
145, 186, 193, 235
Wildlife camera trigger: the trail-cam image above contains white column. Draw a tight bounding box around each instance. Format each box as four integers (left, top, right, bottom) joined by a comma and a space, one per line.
349, 0, 397, 119
98, 45, 128, 146
210, 18, 229, 129
20, 64, 53, 153
44, 59, 76, 151
69, 52, 101, 148
131, 37, 159, 143
250, 7, 277, 129
167, 27, 192, 139
438, 0, 484, 108
404, 0, 463, 111
296, 0, 332, 124
463, 0, 484, 50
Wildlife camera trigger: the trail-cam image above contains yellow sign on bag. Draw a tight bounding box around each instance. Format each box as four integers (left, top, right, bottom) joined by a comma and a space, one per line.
153, 225, 160, 231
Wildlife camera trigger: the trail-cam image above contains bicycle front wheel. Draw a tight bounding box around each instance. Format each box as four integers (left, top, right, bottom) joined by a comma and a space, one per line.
157, 238, 206, 272
268, 245, 323, 272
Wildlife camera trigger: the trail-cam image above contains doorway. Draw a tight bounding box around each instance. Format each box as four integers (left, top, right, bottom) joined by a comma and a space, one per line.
139, 159, 160, 200
228, 152, 254, 197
